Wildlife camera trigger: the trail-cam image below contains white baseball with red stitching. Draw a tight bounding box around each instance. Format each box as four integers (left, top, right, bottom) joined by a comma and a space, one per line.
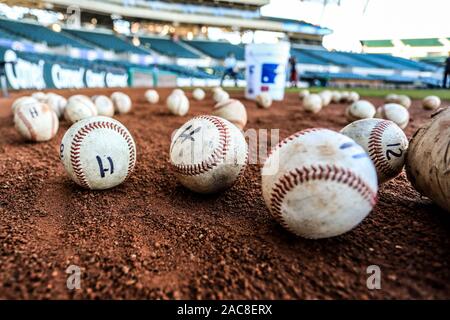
341, 119, 408, 184
261, 128, 378, 239
170, 115, 248, 194
64, 95, 98, 124
375, 103, 409, 129
93, 95, 115, 117
256, 92, 272, 109
14, 101, 59, 142
111, 92, 132, 114
145, 89, 159, 104
167, 92, 189, 116
345, 100, 376, 123
60, 116, 136, 190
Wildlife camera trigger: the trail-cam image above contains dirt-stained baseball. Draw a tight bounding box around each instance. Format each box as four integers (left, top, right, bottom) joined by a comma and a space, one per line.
319, 90, 332, 107
192, 88, 206, 101
212, 99, 247, 130
348, 91, 360, 103
341, 119, 408, 183
385, 93, 398, 103
261, 128, 378, 239
145, 89, 159, 104
406, 107, 450, 212
303, 94, 322, 113
376, 103, 409, 129
14, 101, 59, 142
60, 116, 136, 190
345, 100, 376, 122
93, 95, 115, 117
256, 92, 272, 109
331, 91, 342, 103
422, 95, 441, 110
170, 115, 248, 194
111, 92, 132, 114
396, 95, 411, 109
64, 95, 98, 124
167, 92, 190, 116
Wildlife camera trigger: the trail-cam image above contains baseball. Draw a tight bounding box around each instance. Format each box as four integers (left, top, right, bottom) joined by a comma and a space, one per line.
31, 91, 47, 102
170, 115, 247, 194
192, 88, 206, 101
303, 94, 322, 113
11, 96, 39, 114
64, 95, 98, 124
167, 92, 190, 116
406, 107, 450, 212
422, 95, 441, 110
256, 92, 272, 109
172, 88, 185, 96
145, 89, 159, 104
348, 91, 360, 103
14, 101, 59, 142
46, 93, 67, 119
93, 95, 115, 117
340, 91, 350, 103
341, 119, 408, 183
213, 89, 230, 104
397, 95, 411, 109
261, 128, 378, 239
299, 89, 309, 99
212, 99, 247, 130
319, 90, 332, 107
111, 92, 132, 114
385, 93, 398, 103
331, 91, 342, 103
376, 103, 409, 129
345, 100, 376, 122
60, 116, 136, 190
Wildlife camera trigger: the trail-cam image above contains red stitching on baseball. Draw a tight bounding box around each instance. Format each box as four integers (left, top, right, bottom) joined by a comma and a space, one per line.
172, 115, 230, 176
16, 110, 37, 141
70, 121, 136, 189
367, 120, 397, 177
269, 164, 377, 232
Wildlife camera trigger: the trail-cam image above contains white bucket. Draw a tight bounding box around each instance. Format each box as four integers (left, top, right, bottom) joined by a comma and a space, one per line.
245, 42, 290, 101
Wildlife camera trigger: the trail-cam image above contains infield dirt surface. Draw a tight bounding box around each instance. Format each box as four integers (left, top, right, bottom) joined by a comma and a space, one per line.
0, 88, 449, 299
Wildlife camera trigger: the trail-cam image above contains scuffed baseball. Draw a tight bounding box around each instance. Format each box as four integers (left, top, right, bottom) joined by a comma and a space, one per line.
385, 93, 398, 103
348, 91, 360, 103
14, 101, 59, 142
422, 95, 441, 110
345, 100, 376, 122
213, 89, 230, 104
319, 90, 332, 107
60, 116, 136, 190
341, 119, 408, 183
212, 99, 247, 130
64, 95, 98, 124
93, 95, 115, 117
111, 92, 132, 114
299, 89, 309, 99
256, 92, 272, 109
340, 91, 350, 103
261, 128, 378, 239
167, 92, 190, 116
11, 96, 39, 114
192, 88, 206, 101
303, 94, 322, 113
145, 89, 159, 104
406, 107, 450, 212
170, 115, 248, 194
397, 95, 411, 109
172, 88, 185, 96
376, 103, 409, 129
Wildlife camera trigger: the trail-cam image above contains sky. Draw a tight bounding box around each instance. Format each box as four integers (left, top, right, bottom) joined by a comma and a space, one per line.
260, 0, 450, 52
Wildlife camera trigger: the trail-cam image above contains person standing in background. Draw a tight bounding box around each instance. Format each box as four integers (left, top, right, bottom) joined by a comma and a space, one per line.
443, 53, 450, 88
221, 52, 238, 87
289, 55, 298, 88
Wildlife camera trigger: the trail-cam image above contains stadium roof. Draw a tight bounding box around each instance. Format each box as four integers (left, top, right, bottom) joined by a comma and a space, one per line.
362, 38, 446, 48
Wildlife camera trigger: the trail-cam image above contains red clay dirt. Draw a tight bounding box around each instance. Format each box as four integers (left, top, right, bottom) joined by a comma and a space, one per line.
0, 88, 448, 299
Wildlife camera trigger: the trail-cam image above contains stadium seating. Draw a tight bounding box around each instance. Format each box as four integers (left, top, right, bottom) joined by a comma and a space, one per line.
0, 18, 92, 49
139, 37, 199, 59
64, 28, 150, 55
185, 40, 245, 60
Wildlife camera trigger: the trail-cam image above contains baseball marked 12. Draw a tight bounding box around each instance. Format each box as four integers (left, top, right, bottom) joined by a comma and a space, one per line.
170, 115, 248, 193
262, 128, 378, 239
60, 116, 136, 190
